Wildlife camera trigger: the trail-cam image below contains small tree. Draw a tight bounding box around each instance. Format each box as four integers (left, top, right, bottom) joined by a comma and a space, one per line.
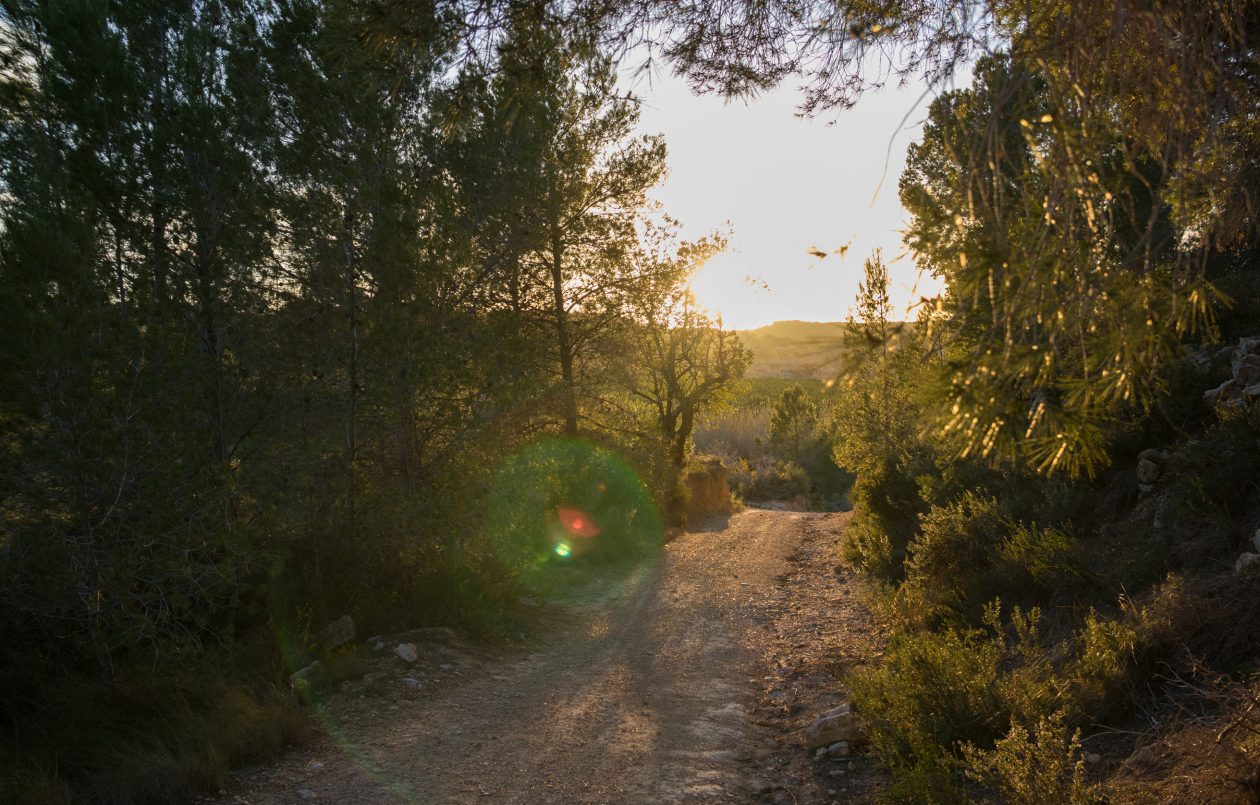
832, 250, 929, 574
610, 239, 751, 514
770, 384, 819, 462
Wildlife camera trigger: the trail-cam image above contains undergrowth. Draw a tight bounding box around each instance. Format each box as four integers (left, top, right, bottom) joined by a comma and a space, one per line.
1, 648, 310, 805
843, 408, 1260, 802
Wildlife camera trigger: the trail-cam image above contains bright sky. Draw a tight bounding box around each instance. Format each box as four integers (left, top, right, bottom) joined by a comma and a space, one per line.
625, 64, 953, 330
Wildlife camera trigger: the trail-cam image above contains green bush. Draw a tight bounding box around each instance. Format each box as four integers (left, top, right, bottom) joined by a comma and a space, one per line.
963, 716, 1101, 805
726, 454, 811, 501
849, 625, 1008, 801
841, 457, 923, 578
902, 494, 1007, 619
899, 494, 1087, 626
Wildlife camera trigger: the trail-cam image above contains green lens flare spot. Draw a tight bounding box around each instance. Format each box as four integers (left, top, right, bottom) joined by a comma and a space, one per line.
485, 437, 663, 576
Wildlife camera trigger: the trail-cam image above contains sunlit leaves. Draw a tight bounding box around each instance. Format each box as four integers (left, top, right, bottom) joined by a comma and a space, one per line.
900, 53, 1234, 476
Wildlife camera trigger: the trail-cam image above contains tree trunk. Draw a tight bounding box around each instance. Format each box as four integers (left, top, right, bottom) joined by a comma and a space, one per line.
549, 230, 578, 435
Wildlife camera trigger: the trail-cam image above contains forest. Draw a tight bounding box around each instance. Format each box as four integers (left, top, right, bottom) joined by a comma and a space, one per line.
3, 0, 1260, 803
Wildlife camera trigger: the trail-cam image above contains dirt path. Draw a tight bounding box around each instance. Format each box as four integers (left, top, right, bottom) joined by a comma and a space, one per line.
211, 510, 882, 804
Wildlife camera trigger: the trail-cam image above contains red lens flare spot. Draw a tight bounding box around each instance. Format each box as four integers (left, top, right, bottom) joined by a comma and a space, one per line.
557, 506, 600, 538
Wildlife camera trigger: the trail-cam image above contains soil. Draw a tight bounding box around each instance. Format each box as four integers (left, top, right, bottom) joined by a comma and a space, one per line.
207, 509, 885, 804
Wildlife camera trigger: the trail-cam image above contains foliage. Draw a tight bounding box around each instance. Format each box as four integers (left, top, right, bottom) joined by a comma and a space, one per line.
850, 623, 1007, 802
0, 652, 309, 805
770, 383, 819, 459
832, 252, 932, 572
900, 494, 1085, 625
606, 0, 1256, 474
727, 455, 812, 503
483, 438, 663, 577
767, 382, 848, 501
901, 54, 1220, 476
963, 716, 1100, 805
0, 3, 742, 799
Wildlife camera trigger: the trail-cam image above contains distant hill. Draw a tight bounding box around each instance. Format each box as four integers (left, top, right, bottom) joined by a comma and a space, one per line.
735, 320, 850, 380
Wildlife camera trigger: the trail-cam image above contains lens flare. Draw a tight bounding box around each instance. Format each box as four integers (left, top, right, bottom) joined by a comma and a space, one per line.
554, 541, 573, 558
557, 506, 600, 538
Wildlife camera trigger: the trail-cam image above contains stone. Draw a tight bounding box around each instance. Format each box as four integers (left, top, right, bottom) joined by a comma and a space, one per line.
400, 676, 421, 690
1244, 383, 1260, 401
439, 662, 454, 671
1137, 448, 1168, 464
289, 661, 321, 690
1136, 458, 1161, 484
1205, 379, 1236, 409
1086, 753, 1101, 765
394, 643, 419, 663
827, 741, 851, 757
804, 704, 867, 748
1253, 527, 1260, 553
815, 747, 827, 760
319, 615, 355, 652
1235, 552, 1260, 573
822, 703, 852, 719
1236, 354, 1260, 386
296, 788, 316, 800
1182, 346, 1212, 373
305, 760, 324, 773
373, 641, 385, 651
1232, 338, 1260, 376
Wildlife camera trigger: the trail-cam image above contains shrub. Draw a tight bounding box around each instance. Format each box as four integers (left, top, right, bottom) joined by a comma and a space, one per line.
898, 494, 1087, 626
693, 408, 770, 458
849, 625, 1008, 800
726, 454, 811, 501
902, 494, 1007, 620
0, 656, 309, 805
841, 457, 923, 578
963, 716, 1101, 805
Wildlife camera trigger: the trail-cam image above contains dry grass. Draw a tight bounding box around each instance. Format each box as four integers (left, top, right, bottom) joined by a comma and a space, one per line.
1105, 676, 1260, 804
1, 655, 311, 805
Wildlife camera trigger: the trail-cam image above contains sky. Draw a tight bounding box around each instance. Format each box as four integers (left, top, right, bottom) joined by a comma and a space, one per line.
624, 63, 954, 330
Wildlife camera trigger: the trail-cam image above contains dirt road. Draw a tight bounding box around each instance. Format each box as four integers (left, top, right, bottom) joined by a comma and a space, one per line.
212, 509, 881, 804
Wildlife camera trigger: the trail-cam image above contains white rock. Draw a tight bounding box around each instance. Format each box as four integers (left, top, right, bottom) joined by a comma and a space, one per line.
805, 705, 867, 748
814, 747, 827, 760
1237, 354, 1260, 386
373, 641, 385, 651
394, 643, 418, 663
1205, 379, 1235, 408
439, 662, 454, 671
305, 760, 324, 772
400, 676, 421, 690
822, 703, 851, 719
827, 741, 851, 757
1235, 552, 1260, 572
289, 661, 321, 689
296, 788, 316, 800
1233, 337, 1260, 375
318, 615, 355, 652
